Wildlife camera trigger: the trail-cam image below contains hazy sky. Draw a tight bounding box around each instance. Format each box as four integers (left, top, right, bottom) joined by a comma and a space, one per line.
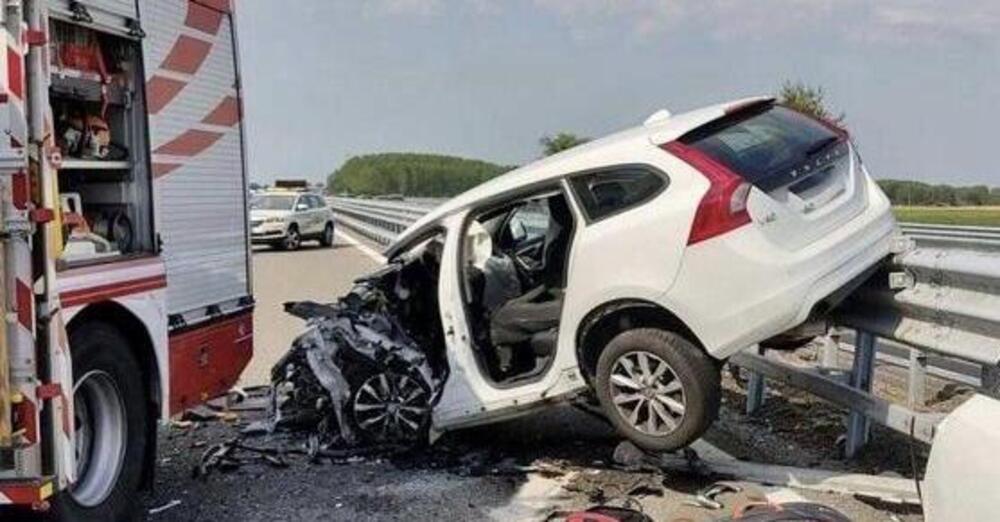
235, 1, 999, 186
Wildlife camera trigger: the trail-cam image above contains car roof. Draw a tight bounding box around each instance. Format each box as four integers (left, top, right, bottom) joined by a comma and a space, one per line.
386, 96, 772, 258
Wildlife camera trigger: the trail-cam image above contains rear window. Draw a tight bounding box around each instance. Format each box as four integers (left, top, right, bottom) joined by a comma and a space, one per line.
679, 104, 846, 191
570, 168, 666, 221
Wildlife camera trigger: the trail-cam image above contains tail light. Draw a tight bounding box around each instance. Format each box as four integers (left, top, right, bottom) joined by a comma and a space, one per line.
662, 141, 752, 245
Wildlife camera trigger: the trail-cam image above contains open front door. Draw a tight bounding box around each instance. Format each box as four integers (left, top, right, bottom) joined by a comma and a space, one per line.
432, 189, 588, 431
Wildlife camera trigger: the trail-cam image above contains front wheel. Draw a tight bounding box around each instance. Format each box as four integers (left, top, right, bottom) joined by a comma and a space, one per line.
282, 226, 301, 251
348, 369, 431, 446
49, 322, 148, 522
595, 328, 720, 452
320, 223, 335, 247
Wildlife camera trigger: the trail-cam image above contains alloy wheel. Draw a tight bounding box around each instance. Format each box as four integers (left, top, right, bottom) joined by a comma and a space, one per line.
284, 228, 300, 250
352, 371, 429, 442
609, 351, 686, 436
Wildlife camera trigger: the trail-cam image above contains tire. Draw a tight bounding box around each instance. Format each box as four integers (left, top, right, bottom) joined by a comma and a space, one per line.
347, 366, 431, 446
594, 328, 720, 452
49, 322, 148, 522
320, 222, 335, 247
281, 225, 301, 251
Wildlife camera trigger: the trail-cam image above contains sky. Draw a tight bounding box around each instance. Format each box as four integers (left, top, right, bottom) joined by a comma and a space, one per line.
234, 0, 1000, 186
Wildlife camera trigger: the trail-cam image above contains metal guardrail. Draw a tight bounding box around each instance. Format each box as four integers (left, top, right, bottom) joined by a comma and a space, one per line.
328, 196, 1000, 455
328, 197, 428, 245
838, 246, 1000, 367
899, 223, 1000, 251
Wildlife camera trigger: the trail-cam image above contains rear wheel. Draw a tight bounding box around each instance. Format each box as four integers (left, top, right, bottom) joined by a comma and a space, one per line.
595, 328, 720, 452
320, 222, 335, 247
50, 322, 148, 522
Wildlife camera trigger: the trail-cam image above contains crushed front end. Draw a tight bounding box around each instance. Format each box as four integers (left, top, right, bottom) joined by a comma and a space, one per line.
271, 257, 447, 446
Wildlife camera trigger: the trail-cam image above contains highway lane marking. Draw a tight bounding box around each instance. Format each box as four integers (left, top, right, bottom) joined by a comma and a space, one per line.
335, 230, 387, 264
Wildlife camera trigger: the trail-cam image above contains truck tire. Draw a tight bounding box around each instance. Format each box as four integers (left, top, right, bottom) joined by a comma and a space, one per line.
320, 222, 335, 247
595, 328, 720, 452
49, 322, 148, 522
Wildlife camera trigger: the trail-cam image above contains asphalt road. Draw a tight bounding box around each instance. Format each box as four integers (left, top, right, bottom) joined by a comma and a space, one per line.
143, 232, 922, 522
240, 233, 382, 386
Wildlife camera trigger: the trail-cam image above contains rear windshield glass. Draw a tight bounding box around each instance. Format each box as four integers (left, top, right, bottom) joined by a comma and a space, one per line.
679, 104, 845, 190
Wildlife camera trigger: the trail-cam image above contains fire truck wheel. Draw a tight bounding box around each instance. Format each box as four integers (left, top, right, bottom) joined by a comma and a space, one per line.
49, 322, 148, 522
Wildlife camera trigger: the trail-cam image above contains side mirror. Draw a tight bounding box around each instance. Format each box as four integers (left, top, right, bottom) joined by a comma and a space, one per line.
296, 203, 309, 211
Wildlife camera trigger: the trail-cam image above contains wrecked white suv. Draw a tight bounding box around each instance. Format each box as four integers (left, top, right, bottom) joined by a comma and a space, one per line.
273, 97, 896, 452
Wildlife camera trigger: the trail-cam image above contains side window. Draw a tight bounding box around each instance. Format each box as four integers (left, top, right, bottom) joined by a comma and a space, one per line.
313, 196, 327, 208
569, 168, 667, 221
294, 196, 308, 211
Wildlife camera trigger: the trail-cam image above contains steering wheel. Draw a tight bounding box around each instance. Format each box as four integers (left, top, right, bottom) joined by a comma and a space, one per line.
503, 238, 545, 288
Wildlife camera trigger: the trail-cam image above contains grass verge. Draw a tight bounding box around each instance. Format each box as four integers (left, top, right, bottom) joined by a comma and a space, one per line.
893, 206, 1000, 227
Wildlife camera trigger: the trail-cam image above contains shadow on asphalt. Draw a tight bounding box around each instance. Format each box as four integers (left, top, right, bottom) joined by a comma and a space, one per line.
251, 242, 353, 255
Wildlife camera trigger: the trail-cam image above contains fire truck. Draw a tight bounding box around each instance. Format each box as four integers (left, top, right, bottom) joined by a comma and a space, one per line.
0, 0, 252, 519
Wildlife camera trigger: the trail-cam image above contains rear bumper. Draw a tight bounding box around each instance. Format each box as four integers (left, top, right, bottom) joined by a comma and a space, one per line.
663, 177, 896, 360
0, 478, 53, 507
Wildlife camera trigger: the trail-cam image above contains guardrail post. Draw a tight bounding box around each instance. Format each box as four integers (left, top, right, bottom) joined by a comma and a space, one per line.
908, 349, 927, 408
820, 333, 840, 370
846, 330, 877, 458
746, 346, 766, 415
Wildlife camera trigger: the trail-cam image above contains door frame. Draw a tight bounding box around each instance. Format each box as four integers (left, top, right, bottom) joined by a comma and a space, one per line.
432, 182, 589, 430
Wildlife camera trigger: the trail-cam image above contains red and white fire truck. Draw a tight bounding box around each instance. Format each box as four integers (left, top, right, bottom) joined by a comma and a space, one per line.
0, 0, 252, 519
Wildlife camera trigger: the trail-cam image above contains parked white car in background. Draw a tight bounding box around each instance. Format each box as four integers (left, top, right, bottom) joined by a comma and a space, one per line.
251, 190, 336, 250
276, 96, 896, 453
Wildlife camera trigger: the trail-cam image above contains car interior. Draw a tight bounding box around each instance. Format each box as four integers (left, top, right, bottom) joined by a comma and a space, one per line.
461, 190, 576, 384
372, 232, 449, 373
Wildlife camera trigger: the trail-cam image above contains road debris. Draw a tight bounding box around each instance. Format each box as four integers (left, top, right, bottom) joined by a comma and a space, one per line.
148, 499, 182, 515
724, 502, 852, 521
564, 500, 652, 522
611, 439, 920, 505
684, 482, 742, 510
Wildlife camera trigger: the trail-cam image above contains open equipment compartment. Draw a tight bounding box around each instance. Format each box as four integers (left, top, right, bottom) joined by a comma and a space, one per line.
50, 17, 153, 266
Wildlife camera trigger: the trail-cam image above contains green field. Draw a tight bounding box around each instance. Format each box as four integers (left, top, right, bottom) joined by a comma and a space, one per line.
893, 206, 1000, 227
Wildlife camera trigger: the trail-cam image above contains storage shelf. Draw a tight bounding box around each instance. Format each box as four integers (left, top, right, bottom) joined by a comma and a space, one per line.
51, 65, 106, 83
60, 159, 130, 170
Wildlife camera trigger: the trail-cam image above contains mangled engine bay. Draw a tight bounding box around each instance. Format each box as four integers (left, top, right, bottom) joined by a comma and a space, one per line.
271, 244, 448, 446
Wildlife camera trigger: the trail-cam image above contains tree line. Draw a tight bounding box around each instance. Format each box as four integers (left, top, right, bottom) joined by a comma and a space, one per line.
328, 153, 514, 198
326, 151, 997, 206
877, 180, 999, 207
325, 83, 994, 204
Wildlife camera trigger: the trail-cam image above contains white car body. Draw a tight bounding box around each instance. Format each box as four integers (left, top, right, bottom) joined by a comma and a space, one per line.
250, 192, 337, 249
386, 96, 896, 435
